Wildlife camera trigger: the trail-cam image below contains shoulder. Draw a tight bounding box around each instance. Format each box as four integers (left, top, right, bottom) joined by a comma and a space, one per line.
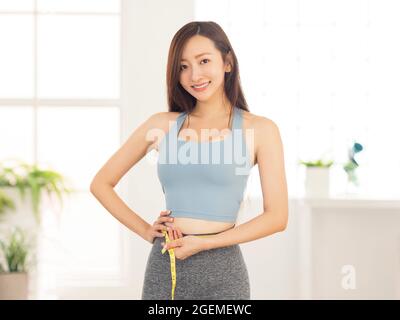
146, 111, 184, 151
241, 109, 279, 135
147, 111, 177, 123
241, 109, 282, 157
148, 111, 184, 131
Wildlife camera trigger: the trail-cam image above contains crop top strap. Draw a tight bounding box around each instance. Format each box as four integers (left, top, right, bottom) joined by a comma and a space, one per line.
231, 106, 242, 131
175, 111, 187, 138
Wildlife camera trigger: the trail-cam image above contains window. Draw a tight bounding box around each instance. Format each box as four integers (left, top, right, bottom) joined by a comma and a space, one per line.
195, 0, 399, 199
0, 0, 122, 298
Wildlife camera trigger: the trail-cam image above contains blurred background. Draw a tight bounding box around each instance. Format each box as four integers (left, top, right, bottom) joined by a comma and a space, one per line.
0, 0, 399, 299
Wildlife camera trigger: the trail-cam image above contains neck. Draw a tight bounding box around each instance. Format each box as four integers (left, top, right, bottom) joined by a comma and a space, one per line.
191, 95, 233, 119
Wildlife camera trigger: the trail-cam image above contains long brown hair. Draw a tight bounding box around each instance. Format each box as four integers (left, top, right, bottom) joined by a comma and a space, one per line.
166, 21, 250, 113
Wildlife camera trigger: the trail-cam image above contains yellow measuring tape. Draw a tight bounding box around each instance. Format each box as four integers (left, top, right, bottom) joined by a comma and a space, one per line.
161, 229, 213, 300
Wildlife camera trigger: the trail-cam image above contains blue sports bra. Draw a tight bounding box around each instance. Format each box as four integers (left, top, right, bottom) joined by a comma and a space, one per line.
157, 106, 253, 223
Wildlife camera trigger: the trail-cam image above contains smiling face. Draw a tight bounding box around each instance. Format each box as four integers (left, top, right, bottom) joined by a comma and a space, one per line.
179, 35, 232, 102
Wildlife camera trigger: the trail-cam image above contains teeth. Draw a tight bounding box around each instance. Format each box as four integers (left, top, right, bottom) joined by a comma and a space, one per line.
193, 82, 209, 88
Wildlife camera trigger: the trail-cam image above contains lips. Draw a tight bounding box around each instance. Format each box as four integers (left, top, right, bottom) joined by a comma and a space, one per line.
191, 81, 211, 88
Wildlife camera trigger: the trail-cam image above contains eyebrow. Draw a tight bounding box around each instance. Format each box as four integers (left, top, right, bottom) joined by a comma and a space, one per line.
181, 52, 212, 62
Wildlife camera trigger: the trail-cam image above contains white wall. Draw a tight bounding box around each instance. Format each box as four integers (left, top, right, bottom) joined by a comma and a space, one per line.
297, 198, 400, 300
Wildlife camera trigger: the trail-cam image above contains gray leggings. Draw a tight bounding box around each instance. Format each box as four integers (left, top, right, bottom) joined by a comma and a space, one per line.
141, 230, 250, 300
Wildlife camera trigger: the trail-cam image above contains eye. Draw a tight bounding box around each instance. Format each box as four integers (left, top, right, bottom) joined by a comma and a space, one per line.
179, 59, 210, 71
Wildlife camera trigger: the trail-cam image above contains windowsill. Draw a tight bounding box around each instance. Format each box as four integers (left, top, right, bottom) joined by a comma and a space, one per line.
290, 194, 400, 209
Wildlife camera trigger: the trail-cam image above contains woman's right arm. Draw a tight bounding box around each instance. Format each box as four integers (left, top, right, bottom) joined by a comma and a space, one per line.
89, 112, 166, 243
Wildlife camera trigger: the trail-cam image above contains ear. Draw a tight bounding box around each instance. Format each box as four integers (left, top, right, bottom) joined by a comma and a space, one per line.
225, 51, 233, 73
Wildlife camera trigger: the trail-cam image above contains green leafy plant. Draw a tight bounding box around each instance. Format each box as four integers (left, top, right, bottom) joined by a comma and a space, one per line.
0, 189, 16, 217
0, 160, 75, 224
343, 142, 364, 185
299, 159, 334, 168
0, 227, 32, 273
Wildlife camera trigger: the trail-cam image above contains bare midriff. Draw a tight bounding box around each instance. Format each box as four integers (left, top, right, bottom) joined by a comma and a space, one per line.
164, 217, 235, 235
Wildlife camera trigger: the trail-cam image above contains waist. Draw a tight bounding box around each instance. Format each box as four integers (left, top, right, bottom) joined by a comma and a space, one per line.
165, 216, 235, 235
182, 224, 235, 236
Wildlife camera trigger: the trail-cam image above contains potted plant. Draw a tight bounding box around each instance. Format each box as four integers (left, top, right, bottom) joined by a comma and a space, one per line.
0, 159, 74, 299
343, 142, 364, 194
299, 158, 334, 198
0, 226, 33, 299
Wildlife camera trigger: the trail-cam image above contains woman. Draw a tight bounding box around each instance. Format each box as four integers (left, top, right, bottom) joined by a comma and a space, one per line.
90, 21, 288, 300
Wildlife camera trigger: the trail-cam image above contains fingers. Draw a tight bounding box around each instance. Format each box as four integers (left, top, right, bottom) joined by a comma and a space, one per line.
155, 225, 179, 241
153, 209, 181, 241
169, 227, 183, 240
154, 223, 178, 235
164, 221, 173, 228
154, 223, 168, 232
157, 210, 174, 225
162, 238, 182, 253
153, 223, 174, 235
152, 224, 170, 239
159, 216, 174, 224
176, 227, 183, 238
168, 225, 174, 240
160, 210, 171, 216
166, 226, 182, 240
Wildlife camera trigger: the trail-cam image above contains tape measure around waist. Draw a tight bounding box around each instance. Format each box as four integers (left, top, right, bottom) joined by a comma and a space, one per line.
161, 229, 213, 300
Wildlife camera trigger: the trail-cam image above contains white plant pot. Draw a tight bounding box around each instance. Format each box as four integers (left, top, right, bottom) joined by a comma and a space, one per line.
0, 187, 41, 299
305, 167, 330, 198
0, 272, 29, 299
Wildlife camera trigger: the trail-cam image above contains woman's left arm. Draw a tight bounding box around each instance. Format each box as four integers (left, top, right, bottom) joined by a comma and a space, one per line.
203, 116, 289, 250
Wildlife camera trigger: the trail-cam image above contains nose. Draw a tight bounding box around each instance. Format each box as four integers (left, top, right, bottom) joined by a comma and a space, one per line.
190, 65, 205, 83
